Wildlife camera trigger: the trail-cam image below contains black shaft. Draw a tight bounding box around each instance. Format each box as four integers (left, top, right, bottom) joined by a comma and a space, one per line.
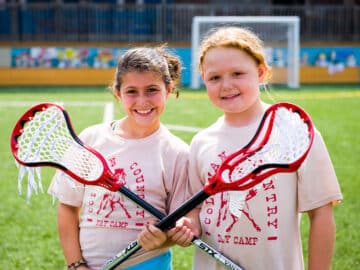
156, 190, 209, 230
119, 186, 166, 219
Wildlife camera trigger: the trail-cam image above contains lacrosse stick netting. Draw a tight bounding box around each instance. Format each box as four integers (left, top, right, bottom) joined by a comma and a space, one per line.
226, 103, 314, 217
11, 103, 122, 200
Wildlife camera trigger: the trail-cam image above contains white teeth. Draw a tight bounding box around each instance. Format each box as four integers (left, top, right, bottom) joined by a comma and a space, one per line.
136, 109, 152, 114
221, 93, 240, 99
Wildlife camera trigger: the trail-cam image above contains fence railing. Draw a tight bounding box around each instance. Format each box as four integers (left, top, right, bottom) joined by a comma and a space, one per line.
0, 3, 359, 43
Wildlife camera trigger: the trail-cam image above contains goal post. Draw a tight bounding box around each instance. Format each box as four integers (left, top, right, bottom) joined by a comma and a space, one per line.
191, 16, 300, 89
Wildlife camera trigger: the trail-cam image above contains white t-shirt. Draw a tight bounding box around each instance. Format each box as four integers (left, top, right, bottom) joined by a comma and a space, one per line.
48, 122, 189, 269
188, 116, 342, 270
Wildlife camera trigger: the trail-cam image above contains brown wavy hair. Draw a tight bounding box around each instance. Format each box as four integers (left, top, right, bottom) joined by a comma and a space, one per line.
111, 45, 182, 98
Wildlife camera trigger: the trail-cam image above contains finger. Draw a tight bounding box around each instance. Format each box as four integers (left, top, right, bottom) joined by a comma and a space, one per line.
138, 225, 167, 251
147, 224, 162, 234
166, 226, 182, 238
171, 227, 194, 246
148, 218, 159, 225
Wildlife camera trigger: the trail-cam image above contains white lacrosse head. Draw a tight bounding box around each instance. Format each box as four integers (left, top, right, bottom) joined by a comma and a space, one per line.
227, 106, 311, 217
14, 105, 104, 201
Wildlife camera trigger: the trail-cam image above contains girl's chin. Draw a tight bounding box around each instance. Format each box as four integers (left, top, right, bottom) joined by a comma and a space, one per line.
217, 101, 242, 111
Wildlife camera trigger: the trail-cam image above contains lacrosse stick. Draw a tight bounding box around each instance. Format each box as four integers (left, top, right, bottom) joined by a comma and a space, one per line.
10, 103, 245, 270
101, 101, 315, 269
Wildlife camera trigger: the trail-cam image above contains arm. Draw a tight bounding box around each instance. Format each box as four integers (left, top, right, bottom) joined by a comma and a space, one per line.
58, 203, 89, 270
307, 203, 336, 270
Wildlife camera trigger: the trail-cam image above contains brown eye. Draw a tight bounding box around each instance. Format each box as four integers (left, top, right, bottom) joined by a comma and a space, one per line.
209, 75, 220, 81
125, 89, 137, 95
146, 87, 160, 95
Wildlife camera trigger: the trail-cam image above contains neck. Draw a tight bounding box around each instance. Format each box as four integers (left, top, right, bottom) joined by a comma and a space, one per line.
224, 101, 267, 127
114, 118, 160, 139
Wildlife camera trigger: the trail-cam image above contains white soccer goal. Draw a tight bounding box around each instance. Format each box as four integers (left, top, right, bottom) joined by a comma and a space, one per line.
191, 16, 300, 89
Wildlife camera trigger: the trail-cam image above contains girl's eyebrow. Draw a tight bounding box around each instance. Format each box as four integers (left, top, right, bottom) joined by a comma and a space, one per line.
123, 83, 161, 89
204, 70, 219, 76
123, 86, 137, 90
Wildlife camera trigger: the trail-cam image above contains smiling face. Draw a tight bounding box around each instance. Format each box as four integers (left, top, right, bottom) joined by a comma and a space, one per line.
201, 46, 266, 125
115, 71, 171, 138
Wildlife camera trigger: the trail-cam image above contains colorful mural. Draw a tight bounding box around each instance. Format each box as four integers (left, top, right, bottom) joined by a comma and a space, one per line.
10, 46, 360, 85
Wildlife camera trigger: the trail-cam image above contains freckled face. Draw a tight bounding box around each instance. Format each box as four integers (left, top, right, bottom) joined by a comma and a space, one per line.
201, 47, 266, 120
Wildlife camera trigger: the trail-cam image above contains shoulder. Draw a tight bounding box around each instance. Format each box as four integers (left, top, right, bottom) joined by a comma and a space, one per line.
190, 117, 223, 148
299, 126, 335, 173
78, 122, 112, 144
310, 127, 330, 154
158, 124, 189, 153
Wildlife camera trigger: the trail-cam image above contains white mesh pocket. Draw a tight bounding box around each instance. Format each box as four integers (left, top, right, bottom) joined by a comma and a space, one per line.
16, 105, 104, 201
227, 106, 310, 216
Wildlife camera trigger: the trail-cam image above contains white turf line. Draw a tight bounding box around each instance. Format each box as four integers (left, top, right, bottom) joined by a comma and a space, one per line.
103, 102, 114, 123
165, 124, 202, 133
4, 101, 202, 133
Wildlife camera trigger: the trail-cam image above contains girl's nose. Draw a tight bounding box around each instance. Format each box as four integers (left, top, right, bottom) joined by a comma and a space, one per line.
221, 78, 233, 91
137, 93, 150, 104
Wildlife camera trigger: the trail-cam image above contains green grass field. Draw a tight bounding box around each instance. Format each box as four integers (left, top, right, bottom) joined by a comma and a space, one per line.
1, 85, 359, 269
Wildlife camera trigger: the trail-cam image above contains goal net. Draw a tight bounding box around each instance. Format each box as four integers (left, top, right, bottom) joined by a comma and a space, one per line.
191, 16, 300, 89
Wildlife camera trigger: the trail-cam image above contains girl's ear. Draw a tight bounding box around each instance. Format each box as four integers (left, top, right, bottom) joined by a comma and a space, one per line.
258, 64, 267, 83
114, 88, 122, 101
166, 81, 174, 98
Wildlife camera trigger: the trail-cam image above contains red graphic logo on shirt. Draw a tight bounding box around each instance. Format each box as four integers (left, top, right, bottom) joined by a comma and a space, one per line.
84, 160, 149, 229
96, 168, 130, 219
97, 192, 131, 218
204, 151, 279, 244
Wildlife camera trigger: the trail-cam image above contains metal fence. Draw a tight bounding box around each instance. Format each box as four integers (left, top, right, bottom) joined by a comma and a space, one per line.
0, 3, 359, 43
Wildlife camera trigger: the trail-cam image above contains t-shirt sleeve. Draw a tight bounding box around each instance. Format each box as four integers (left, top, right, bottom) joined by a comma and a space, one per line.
47, 170, 85, 207
297, 129, 343, 212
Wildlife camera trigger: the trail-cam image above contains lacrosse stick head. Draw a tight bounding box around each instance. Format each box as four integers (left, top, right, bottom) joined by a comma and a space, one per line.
10, 103, 124, 192
204, 102, 314, 195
